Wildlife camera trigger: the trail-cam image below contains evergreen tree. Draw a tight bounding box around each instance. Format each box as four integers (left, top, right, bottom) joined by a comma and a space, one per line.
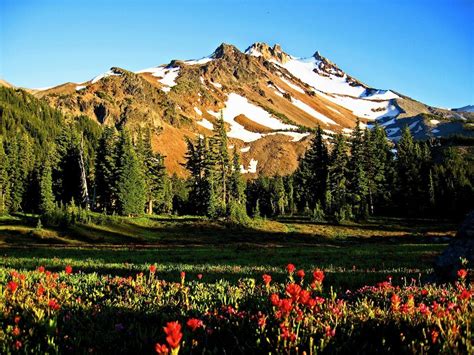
0, 138, 10, 214
39, 159, 55, 215
328, 133, 350, 221
115, 129, 146, 216
294, 125, 329, 211
138, 129, 166, 214
349, 120, 369, 220
94, 127, 118, 212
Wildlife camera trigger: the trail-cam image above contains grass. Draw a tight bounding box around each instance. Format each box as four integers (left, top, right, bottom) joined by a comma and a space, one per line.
0, 213, 456, 291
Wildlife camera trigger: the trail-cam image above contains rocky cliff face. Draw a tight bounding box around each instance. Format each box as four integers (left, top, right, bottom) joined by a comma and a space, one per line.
34, 42, 473, 176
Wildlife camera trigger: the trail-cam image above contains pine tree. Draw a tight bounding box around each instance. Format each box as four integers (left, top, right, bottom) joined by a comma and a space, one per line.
94, 127, 118, 213
0, 138, 10, 214
349, 120, 369, 220
39, 159, 55, 215
138, 129, 166, 215
229, 151, 246, 205
294, 125, 329, 211
115, 129, 146, 216
328, 133, 350, 221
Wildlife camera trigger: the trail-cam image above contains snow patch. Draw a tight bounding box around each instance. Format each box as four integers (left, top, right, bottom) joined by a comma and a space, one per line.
210, 81, 222, 89
282, 57, 366, 97
197, 118, 214, 130
184, 57, 213, 65
290, 97, 338, 126
91, 70, 121, 84
194, 107, 202, 116
240, 146, 250, 153
280, 77, 305, 94
136, 66, 180, 89
75, 85, 87, 91
430, 119, 440, 125
241, 159, 258, 174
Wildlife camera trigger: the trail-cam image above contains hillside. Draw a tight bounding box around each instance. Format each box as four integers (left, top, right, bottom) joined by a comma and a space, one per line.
33, 42, 473, 176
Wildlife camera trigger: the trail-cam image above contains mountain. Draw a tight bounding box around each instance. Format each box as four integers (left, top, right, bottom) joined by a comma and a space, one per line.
31, 42, 473, 176
453, 105, 474, 113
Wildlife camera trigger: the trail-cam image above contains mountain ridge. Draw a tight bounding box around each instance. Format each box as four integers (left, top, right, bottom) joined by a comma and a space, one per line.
16, 42, 473, 176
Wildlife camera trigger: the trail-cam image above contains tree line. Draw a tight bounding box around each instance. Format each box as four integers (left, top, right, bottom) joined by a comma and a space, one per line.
0, 86, 472, 223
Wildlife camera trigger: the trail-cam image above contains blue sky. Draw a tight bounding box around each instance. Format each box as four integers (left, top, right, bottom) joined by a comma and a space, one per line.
1, 0, 472, 108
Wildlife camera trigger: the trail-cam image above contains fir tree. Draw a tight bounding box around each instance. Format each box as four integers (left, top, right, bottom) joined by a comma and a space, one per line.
94, 127, 118, 213
39, 159, 55, 215
115, 129, 146, 216
0, 138, 10, 214
328, 133, 350, 221
294, 125, 329, 210
349, 120, 369, 220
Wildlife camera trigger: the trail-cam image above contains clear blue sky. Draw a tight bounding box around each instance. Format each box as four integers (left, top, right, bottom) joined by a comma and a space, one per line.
1, 0, 472, 108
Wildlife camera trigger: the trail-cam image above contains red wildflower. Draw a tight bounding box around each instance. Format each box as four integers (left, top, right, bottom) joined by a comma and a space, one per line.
325, 325, 336, 338
312, 269, 325, 284
296, 269, 305, 279
458, 289, 472, 301
37, 266, 45, 273
457, 269, 468, 279
155, 343, 169, 354
391, 293, 401, 311
279, 298, 293, 315
197, 273, 203, 280
12, 326, 20, 337
149, 265, 157, 273
14, 316, 21, 324
286, 263, 295, 274
48, 299, 60, 310
286, 283, 302, 300
258, 315, 266, 328
15, 340, 22, 350
421, 289, 428, 296
262, 274, 272, 286
270, 293, 280, 306
163, 321, 182, 349
37, 284, 45, 297
65, 265, 73, 275
7, 281, 18, 293
180, 271, 186, 281
186, 318, 203, 332
431, 330, 439, 344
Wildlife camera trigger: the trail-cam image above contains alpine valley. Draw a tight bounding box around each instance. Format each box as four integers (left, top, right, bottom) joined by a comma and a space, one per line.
7, 42, 473, 176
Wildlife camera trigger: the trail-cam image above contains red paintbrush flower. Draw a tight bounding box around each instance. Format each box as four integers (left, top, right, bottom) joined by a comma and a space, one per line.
163, 321, 182, 349
186, 318, 203, 332
37, 266, 45, 273
457, 269, 467, 279
149, 265, 157, 273
48, 298, 60, 310
155, 343, 169, 354
286, 264, 296, 274
197, 273, 203, 280
65, 265, 73, 275
296, 269, 305, 279
262, 274, 272, 286
312, 269, 325, 283
7, 281, 18, 293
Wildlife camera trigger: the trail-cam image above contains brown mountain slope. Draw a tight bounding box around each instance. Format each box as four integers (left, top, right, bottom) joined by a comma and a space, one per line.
34, 42, 472, 176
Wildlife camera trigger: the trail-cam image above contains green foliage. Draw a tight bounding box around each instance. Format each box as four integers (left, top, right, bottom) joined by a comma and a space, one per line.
115, 129, 146, 216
